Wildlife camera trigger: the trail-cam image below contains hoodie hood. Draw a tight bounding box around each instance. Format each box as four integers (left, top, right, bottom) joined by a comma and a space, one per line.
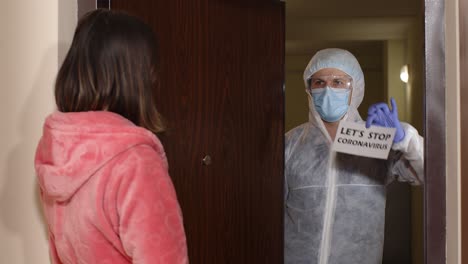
35, 111, 167, 202
302, 48, 365, 140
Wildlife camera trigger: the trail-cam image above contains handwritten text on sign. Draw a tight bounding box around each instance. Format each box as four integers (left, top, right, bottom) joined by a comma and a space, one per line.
332, 121, 396, 160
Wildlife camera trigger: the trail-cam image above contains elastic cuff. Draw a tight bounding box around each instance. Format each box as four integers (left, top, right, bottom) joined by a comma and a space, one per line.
391, 123, 417, 152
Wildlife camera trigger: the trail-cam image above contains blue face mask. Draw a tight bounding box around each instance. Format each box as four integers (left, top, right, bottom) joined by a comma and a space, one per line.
310, 87, 351, 122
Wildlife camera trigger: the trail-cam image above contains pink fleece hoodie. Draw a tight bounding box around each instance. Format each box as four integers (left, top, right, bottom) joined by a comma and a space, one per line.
35, 111, 188, 264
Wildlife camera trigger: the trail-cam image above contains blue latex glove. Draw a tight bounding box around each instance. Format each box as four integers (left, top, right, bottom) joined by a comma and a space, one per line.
365, 98, 405, 143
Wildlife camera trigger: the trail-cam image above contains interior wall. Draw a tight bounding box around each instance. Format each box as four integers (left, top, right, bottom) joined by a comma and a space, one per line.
285, 55, 309, 131
0, 1, 76, 263
385, 40, 407, 120
406, 19, 424, 132
406, 17, 425, 264
380, 39, 412, 264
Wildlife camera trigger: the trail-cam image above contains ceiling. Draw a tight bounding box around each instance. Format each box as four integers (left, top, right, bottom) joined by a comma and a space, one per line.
285, 0, 423, 55
286, 0, 421, 19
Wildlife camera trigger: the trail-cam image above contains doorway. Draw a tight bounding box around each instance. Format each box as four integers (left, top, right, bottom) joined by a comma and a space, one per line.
285, 0, 425, 263
75, 0, 447, 263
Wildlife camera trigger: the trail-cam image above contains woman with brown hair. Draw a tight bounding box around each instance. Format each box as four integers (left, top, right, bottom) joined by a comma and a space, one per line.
35, 9, 188, 263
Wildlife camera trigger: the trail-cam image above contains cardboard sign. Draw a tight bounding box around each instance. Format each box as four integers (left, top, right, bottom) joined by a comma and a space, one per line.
332, 121, 396, 160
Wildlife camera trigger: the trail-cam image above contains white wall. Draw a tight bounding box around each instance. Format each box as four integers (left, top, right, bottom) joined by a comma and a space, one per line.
445, 0, 461, 262
0, 1, 76, 263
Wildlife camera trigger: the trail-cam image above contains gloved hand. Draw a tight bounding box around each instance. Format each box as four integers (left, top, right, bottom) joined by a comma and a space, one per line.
365, 98, 405, 143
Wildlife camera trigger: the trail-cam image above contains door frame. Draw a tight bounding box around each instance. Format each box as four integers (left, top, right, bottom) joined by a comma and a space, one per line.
76, 0, 448, 263
460, 0, 468, 262
424, 0, 446, 263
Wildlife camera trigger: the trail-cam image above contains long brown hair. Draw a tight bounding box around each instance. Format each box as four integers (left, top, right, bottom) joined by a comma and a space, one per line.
55, 9, 164, 133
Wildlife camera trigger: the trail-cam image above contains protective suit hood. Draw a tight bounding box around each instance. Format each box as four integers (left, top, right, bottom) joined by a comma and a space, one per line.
303, 48, 365, 133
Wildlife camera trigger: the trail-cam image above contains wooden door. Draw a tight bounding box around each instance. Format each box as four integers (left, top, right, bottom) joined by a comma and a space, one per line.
109, 1, 285, 263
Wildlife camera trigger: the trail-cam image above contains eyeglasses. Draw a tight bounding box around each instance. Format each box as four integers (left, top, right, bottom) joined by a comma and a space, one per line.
308, 75, 352, 89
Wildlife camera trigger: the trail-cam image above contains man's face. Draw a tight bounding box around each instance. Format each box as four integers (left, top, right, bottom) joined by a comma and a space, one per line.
310, 68, 353, 105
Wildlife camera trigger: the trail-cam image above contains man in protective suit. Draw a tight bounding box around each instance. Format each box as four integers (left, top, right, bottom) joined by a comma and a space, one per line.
284, 48, 423, 264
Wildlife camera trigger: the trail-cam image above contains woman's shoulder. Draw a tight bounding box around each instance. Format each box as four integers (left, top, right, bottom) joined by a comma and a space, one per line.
102, 143, 169, 188
121, 143, 168, 169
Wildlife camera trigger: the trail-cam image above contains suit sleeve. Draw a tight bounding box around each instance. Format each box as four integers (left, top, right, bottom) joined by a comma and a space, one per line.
390, 123, 424, 185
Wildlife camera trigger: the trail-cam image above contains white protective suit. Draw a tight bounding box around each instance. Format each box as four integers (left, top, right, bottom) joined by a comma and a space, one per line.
284, 48, 424, 264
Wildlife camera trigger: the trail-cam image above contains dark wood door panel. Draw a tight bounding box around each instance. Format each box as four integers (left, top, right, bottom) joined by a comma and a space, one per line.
201, 2, 284, 263
111, 1, 284, 263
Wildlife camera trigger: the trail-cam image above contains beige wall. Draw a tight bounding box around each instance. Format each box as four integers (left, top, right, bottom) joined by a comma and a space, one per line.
285, 55, 310, 131
405, 18, 424, 132
384, 39, 425, 264
385, 40, 407, 121
446, 0, 461, 262
0, 1, 76, 263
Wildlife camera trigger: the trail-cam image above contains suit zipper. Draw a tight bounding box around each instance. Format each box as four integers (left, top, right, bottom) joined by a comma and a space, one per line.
318, 150, 337, 264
